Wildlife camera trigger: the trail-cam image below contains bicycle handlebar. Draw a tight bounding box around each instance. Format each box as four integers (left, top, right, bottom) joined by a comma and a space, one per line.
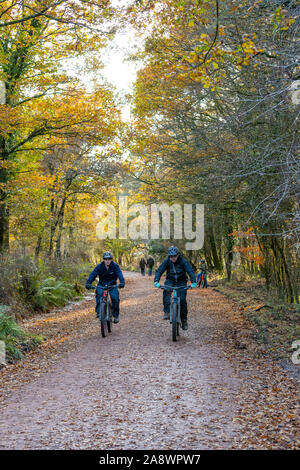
87, 284, 122, 290
159, 285, 191, 291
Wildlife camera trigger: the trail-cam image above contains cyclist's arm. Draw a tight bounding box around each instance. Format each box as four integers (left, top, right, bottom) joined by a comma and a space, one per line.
154, 259, 168, 283
86, 265, 100, 289
183, 259, 196, 284
115, 264, 125, 287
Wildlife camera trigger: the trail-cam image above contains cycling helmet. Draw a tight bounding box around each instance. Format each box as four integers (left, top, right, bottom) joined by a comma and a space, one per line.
103, 251, 113, 259
168, 246, 179, 256
201, 259, 205, 262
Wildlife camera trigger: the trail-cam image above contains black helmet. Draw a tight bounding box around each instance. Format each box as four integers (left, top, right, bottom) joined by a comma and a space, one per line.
103, 251, 113, 259
201, 259, 205, 262
168, 246, 179, 256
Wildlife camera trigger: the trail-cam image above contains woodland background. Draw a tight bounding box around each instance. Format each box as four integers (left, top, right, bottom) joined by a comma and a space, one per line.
0, 0, 299, 358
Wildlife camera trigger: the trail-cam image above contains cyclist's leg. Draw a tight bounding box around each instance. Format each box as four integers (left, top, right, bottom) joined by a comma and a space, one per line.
163, 280, 173, 319
95, 286, 104, 317
109, 287, 120, 320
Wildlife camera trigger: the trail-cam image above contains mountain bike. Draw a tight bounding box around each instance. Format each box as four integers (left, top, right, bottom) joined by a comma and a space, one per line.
160, 285, 191, 341
91, 284, 119, 338
197, 271, 207, 288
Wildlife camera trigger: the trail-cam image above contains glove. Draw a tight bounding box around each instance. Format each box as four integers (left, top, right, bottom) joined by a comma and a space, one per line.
191, 283, 197, 289
154, 282, 160, 288
86, 284, 92, 290
119, 284, 125, 289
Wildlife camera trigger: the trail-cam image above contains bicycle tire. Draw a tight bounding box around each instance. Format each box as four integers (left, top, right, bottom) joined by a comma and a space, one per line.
107, 302, 112, 333
172, 302, 178, 342
100, 302, 107, 338
177, 301, 180, 336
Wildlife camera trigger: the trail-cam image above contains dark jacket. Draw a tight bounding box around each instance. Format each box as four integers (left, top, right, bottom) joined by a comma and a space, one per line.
199, 261, 207, 274
146, 257, 154, 268
86, 261, 125, 288
139, 258, 146, 268
154, 254, 196, 285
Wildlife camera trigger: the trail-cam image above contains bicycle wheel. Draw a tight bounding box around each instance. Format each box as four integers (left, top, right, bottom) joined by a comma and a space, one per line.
107, 302, 112, 333
172, 302, 178, 342
100, 302, 108, 338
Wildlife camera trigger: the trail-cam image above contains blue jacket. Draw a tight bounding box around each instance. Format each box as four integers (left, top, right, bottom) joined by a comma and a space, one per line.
86, 261, 125, 288
154, 255, 196, 285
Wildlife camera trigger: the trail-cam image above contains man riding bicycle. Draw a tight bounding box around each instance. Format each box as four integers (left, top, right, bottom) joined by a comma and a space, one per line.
86, 251, 125, 323
154, 246, 197, 330
197, 259, 208, 288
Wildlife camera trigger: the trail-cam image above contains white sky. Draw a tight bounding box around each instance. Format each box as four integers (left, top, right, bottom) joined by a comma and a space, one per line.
101, 32, 138, 91
100, 28, 141, 120
99, 0, 143, 120
62, 1, 145, 121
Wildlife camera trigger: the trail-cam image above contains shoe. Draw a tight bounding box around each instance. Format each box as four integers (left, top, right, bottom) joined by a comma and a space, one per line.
163, 312, 169, 320
113, 316, 119, 324
96, 312, 99, 318
181, 319, 188, 330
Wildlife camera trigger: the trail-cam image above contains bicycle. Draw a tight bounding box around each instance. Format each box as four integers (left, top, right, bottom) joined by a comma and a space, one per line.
159, 285, 191, 341
91, 284, 119, 338
197, 271, 207, 288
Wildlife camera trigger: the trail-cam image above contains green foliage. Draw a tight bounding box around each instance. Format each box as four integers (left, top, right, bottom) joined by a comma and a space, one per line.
0, 307, 44, 361
34, 277, 78, 311
0, 256, 87, 312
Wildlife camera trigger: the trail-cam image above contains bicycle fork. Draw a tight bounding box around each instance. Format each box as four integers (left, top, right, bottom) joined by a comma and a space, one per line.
170, 291, 181, 324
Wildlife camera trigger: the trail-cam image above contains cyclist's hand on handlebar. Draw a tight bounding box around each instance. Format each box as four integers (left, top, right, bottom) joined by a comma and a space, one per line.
86, 284, 95, 290
191, 283, 197, 289
154, 282, 160, 288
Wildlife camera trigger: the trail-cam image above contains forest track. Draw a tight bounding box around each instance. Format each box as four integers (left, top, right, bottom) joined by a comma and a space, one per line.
0, 272, 298, 449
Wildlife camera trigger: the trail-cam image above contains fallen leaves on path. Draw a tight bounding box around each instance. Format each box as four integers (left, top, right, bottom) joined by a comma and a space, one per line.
0, 273, 299, 450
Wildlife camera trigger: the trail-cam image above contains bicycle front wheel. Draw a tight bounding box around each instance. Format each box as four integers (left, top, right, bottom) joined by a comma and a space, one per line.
172, 302, 178, 342
100, 302, 108, 338
107, 302, 112, 333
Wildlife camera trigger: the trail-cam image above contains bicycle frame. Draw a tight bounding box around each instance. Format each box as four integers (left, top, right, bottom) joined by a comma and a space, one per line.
169, 288, 181, 323
197, 271, 206, 288
99, 284, 117, 322
160, 285, 191, 322
159, 285, 191, 341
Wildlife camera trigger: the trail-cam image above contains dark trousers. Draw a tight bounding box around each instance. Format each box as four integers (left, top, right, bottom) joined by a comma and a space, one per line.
96, 285, 120, 318
140, 267, 145, 276
197, 272, 207, 288
148, 267, 153, 276
163, 280, 188, 320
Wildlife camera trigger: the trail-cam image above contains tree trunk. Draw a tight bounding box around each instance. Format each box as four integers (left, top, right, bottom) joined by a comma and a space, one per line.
54, 202, 65, 260
224, 219, 234, 281
0, 136, 9, 254
48, 198, 56, 257
208, 227, 222, 271
34, 234, 43, 261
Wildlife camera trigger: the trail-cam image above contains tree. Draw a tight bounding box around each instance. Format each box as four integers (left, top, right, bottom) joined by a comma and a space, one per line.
0, 0, 118, 253
127, 0, 299, 300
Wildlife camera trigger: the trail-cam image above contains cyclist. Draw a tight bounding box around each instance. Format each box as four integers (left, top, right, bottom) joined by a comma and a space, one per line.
146, 256, 154, 276
154, 246, 197, 330
139, 257, 146, 276
197, 259, 208, 288
86, 251, 125, 323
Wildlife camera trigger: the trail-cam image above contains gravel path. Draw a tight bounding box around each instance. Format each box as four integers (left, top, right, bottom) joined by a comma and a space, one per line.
0, 272, 298, 449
